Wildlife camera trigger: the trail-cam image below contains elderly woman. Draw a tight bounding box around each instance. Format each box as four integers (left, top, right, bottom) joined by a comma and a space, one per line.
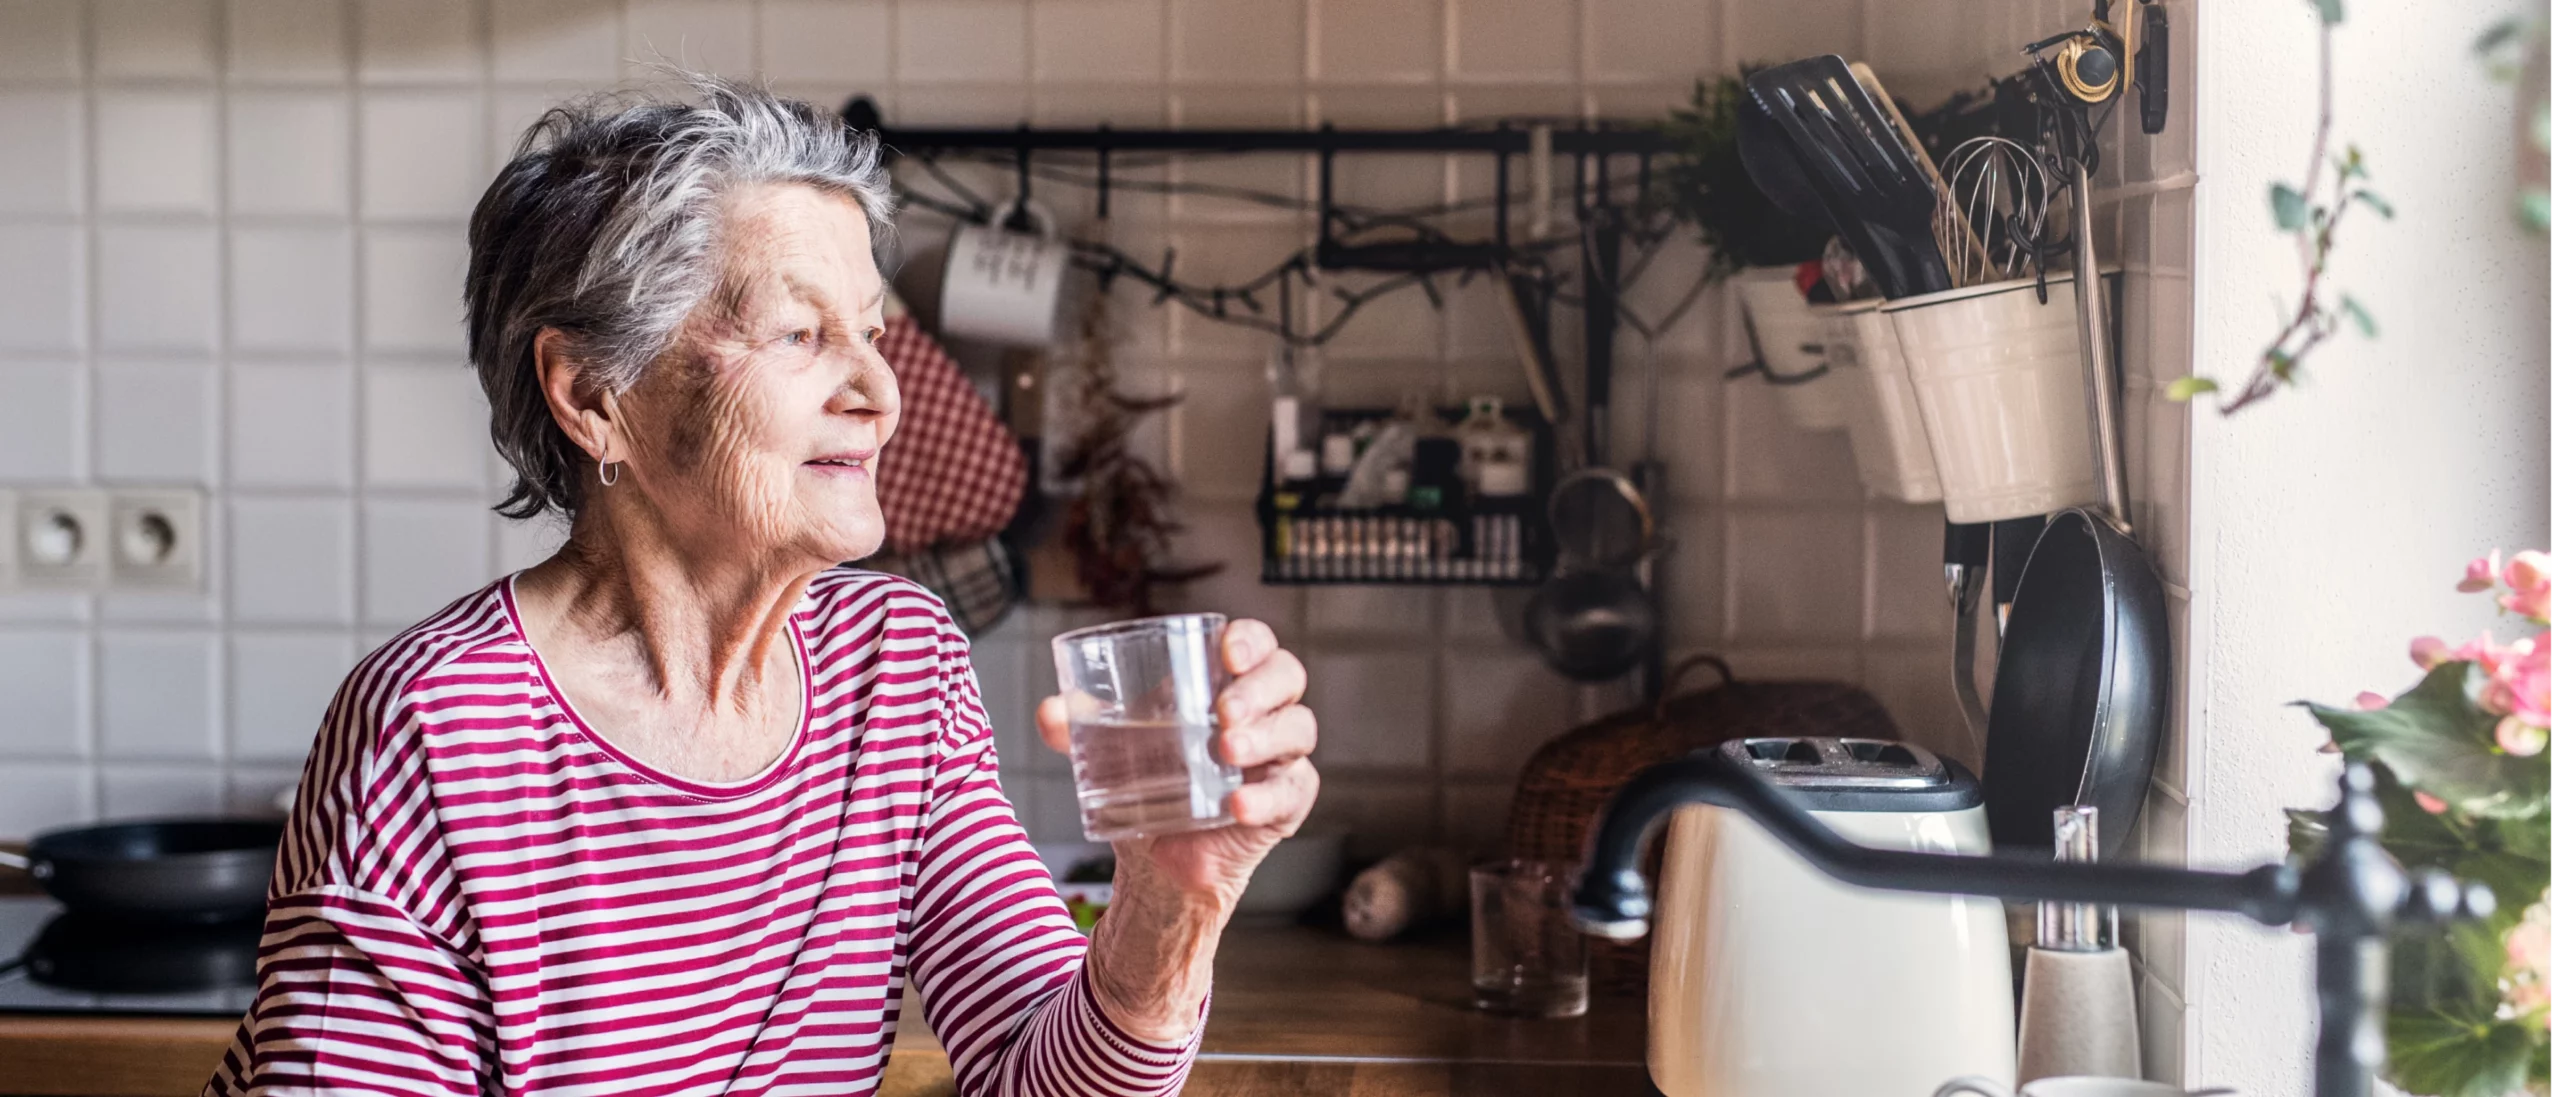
205, 78, 1318, 1097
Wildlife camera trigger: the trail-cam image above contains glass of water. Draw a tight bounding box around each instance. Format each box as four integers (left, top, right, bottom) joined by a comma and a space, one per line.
1050, 613, 1244, 842
1470, 859, 1589, 1018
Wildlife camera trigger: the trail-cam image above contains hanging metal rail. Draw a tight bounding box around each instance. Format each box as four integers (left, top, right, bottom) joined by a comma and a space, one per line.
841, 96, 1669, 274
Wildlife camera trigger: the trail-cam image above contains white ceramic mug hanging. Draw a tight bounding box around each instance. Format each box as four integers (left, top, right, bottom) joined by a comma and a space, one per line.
941, 199, 1079, 348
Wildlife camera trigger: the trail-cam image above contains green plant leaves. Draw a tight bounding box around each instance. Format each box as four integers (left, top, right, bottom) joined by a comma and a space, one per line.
2164, 376, 2219, 401
2303, 662, 2553, 819
2272, 183, 2310, 230
2312, 0, 2346, 25
2386, 1010, 2538, 1097
2341, 296, 2378, 337
2353, 189, 2396, 219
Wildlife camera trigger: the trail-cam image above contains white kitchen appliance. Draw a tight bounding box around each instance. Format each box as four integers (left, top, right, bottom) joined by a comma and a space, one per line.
1649, 737, 2016, 1097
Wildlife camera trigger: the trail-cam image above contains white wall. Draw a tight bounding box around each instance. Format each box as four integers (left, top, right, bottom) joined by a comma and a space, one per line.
2186, 2, 2551, 1094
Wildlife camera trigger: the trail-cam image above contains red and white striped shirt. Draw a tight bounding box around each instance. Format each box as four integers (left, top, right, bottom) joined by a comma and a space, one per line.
204, 569, 1198, 1097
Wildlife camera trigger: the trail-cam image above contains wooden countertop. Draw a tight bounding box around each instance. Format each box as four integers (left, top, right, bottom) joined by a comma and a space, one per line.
0, 926, 1648, 1097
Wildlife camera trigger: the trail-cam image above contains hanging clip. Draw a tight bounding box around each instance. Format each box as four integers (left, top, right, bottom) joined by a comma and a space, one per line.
1003, 129, 1037, 232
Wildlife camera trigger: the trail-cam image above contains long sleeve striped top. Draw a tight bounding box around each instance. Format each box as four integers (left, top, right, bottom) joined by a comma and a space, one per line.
202, 568, 1198, 1097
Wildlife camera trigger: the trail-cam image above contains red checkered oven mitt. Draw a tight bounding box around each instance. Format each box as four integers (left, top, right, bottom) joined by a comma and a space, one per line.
874, 315, 1028, 554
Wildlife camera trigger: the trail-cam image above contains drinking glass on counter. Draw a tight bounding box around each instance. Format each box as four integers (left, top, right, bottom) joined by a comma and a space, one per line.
1470, 859, 1590, 1018
1050, 613, 1244, 842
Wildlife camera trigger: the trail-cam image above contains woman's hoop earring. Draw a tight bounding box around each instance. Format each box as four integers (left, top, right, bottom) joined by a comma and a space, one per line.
598, 445, 619, 487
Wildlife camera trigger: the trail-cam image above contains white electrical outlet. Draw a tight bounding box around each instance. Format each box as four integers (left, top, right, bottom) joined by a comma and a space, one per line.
14, 488, 111, 590
108, 488, 205, 591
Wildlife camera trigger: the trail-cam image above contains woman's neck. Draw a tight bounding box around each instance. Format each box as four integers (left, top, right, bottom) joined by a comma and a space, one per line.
515, 502, 821, 716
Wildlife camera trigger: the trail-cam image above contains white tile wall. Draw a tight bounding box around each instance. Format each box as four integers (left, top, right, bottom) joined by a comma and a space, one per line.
0, 24, 2192, 1076
0, 223, 88, 354
0, 92, 84, 214
97, 224, 222, 354
227, 0, 351, 81
96, 92, 219, 214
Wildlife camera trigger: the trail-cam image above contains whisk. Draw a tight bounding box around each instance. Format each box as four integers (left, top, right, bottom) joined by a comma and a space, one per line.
1937, 135, 2055, 287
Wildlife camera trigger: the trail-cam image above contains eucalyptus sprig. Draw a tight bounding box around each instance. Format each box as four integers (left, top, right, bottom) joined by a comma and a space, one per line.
2168, 0, 2389, 414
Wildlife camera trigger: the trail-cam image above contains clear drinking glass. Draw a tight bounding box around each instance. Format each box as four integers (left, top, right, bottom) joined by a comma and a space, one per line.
1050, 613, 1244, 842
1470, 859, 1590, 1018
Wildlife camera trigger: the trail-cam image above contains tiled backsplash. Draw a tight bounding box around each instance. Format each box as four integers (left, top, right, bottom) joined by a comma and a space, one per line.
0, 0, 2192, 1028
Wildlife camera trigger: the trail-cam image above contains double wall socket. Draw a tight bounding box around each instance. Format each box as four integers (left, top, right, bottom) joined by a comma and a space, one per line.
0, 487, 207, 593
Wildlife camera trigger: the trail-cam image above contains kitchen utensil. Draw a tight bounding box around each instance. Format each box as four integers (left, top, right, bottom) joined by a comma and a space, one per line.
940, 200, 1079, 347
2018, 807, 2141, 1082
1939, 1078, 2236, 1097
1523, 569, 1656, 682
1848, 60, 1994, 285
0, 819, 280, 925
1941, 136, 2056, 285
22, 913, 260, 994
1647, 738, 2014, 1097
1049, 613, 1243, 841
1494, 270, 1571, 439
1744, 57, 1955, 298
1974, 157, 2168, 858
1233, 831, 1346, 924
1507, 655, 1900, 993
1982, 510, 2168, 856
1469, 858, 1588, 1018
1524, 467, 1658, 682
1883, 270, 2112, 523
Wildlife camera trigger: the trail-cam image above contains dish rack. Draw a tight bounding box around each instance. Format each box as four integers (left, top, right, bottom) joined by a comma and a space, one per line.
1253, 406, 1557, 586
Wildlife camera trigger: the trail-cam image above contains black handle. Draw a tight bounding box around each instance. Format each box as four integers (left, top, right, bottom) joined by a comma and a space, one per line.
1991, 515, 2045, 611
1943, 521, 1989, 570
2137, 3, 2171, 136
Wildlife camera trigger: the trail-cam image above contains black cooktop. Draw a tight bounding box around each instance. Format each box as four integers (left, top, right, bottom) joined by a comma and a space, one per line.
0, 897, 257, 1017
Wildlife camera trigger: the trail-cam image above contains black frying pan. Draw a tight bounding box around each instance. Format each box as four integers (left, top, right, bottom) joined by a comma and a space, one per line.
24, 913, 262, 993
1981, 509, 2169, 857
0, 818, 280, 924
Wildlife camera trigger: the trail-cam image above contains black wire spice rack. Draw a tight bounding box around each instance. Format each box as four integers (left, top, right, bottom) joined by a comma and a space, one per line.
1254, 405, 1557, 587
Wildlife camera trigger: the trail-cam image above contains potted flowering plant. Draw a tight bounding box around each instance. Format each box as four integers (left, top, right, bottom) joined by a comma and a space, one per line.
2289, 551, 2552, 1097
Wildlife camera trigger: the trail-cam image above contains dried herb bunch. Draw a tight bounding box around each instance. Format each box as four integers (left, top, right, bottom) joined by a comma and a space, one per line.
1053, 292, 1219, 613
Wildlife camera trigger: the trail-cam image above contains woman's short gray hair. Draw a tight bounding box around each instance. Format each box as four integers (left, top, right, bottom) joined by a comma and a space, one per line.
467, 74, 895, 521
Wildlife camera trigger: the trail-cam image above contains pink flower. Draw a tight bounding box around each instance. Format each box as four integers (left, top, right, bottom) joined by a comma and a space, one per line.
2462, 551, 2503, 592
2502, 550, 2551, 624
2497, 715, 2550, 757
2507, 900, 2551, 1018
2413, 635, 2454, 669
2354, 690, 2392, 710
2414, 790, 2451, 814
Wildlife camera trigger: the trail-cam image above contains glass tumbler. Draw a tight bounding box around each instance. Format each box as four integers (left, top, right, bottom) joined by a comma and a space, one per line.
1470, 859, 1590, 1018
1050, 613, 1244, 842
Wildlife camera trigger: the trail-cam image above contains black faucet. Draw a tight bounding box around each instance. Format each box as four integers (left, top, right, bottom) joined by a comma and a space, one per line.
1570, 752, 2494, 1097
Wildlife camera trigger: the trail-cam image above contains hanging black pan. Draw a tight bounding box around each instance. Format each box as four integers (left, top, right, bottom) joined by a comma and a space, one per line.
1977, 145, 2168, 860
0, 818, 281, 924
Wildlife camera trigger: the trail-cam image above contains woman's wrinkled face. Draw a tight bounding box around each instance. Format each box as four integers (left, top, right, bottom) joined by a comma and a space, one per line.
611, 183, 900, 569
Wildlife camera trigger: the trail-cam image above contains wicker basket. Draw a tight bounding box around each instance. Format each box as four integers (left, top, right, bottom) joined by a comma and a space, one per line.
1504, 655, 1902, 996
